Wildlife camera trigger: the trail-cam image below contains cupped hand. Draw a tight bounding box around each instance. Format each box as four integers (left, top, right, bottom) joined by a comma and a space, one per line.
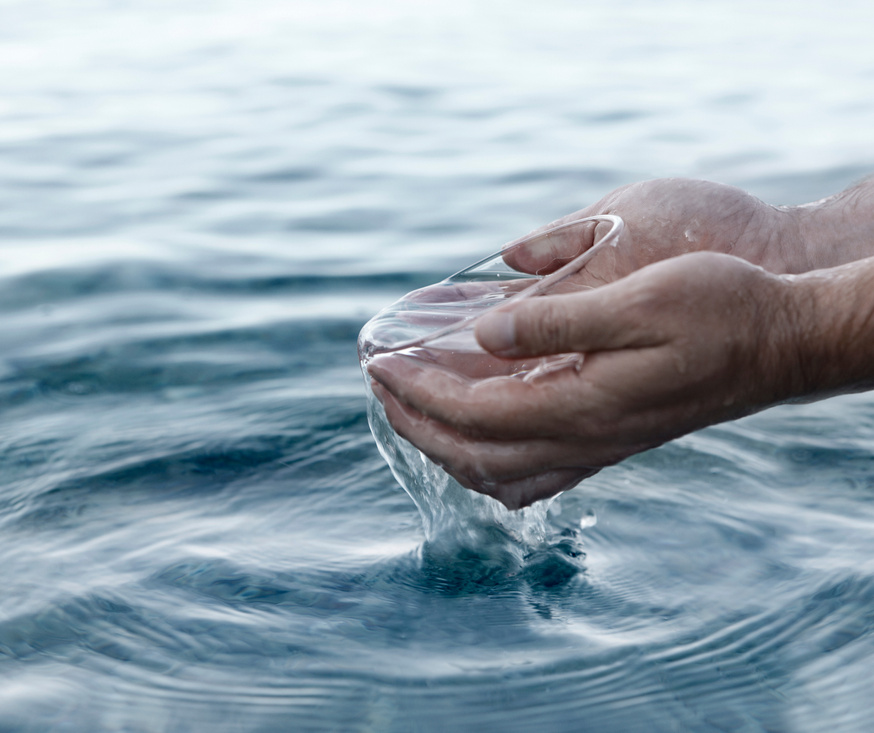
368, 252, 804, 509
502, 178, 809, 287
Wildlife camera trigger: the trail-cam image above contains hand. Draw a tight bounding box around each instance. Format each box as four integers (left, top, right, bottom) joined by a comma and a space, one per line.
501, 178, 810, 287
369, 252, 804, 509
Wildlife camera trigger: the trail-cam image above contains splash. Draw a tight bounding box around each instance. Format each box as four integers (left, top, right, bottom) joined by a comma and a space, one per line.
358, 216, 623, 563
363, 373, 554, 546
363, 373, 589, 588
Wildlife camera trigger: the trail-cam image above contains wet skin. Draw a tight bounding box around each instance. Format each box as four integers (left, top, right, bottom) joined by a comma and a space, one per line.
370, 178, 874, 509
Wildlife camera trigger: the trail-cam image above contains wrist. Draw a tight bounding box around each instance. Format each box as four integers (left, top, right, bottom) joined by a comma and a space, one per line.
776, 257, 874, 400
791, 181, 874, 270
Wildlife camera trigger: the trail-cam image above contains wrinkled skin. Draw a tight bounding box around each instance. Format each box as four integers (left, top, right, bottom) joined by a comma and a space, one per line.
369, 253, 799, 508
499, 178, 809, 285
367, 177, 874, 509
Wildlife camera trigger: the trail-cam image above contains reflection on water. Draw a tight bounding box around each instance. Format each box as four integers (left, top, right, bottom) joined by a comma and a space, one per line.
3, 0, 874, 730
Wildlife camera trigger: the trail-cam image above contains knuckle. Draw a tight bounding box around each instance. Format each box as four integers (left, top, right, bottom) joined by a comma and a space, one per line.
526, 300, 569, 354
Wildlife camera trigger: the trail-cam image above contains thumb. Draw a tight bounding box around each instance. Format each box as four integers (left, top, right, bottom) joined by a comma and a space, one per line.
501, 217, 598, 275
475, 287, 657, 358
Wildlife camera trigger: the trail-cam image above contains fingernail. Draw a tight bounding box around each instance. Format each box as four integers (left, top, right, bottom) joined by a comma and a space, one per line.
366, 353, 392, 378
476, 309, 516, 354
370, 379, 386, 402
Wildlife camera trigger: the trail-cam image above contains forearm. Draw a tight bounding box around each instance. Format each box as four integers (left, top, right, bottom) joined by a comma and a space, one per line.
784, 254, 874, 399
789, 179, 874, 271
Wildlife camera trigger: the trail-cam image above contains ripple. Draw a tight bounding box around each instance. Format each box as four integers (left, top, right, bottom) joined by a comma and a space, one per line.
4, 0, 874, 728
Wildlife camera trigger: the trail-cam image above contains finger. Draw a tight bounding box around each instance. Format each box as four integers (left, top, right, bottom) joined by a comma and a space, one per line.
409, 345, 550, 380
370, 347, 675, 467
374, 379, 579, 474
501, 216, 598, 275
475, 276, 667, 358
402, 279, 509, 305
368, 353, 579, 439
460, 468, 599, 510
372, 381, 597, 508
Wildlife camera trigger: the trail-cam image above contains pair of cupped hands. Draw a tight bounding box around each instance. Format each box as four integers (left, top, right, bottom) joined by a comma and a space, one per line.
367, 178, 851, 509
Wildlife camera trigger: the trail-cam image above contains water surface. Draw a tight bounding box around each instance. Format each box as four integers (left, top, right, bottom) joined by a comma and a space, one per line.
2, 1, 874, 730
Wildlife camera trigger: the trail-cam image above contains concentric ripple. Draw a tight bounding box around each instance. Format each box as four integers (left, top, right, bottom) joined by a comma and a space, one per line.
4, 0, 874, 729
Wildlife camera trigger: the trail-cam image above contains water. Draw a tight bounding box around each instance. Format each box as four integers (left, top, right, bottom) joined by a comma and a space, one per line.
356, 217, 626, 536
2, 0, 874, 730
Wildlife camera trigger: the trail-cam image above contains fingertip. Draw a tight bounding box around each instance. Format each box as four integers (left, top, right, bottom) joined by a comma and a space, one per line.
366, 354, 414, 400
475, 308, 517, 355
366, 352, 411, 382
365, 352, 388, 376
501, 218, 597, 274
370, 378, 386, 402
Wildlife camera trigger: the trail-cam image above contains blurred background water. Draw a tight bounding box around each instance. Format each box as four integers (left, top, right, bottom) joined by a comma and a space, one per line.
2, 0, 874, 730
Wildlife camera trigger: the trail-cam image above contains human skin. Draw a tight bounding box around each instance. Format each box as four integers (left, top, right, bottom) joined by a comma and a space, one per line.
497, 178, 874, 283
368, 178, 874, 509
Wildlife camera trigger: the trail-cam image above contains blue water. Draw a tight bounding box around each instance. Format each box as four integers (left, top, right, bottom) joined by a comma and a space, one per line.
2, 1, 874, 730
